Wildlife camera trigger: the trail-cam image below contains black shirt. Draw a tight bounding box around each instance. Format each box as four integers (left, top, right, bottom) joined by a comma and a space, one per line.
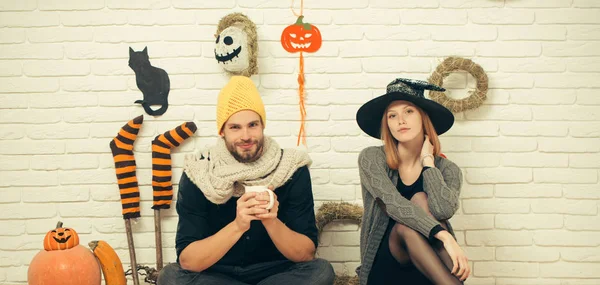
175, 165, 318, 267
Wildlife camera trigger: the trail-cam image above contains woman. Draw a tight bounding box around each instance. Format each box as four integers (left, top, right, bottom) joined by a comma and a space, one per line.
355, 78, 470, 284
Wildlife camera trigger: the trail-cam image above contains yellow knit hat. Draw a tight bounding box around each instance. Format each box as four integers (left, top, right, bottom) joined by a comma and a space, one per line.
216, 76, 266, 134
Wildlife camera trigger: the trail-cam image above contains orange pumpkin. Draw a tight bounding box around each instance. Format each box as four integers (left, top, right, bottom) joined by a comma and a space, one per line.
281, 16, 322, 53
28, 221, 101, 285
43, 221, 79, 251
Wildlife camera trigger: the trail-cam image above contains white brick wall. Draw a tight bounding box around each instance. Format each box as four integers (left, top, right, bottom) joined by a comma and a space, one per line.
1, 1, 599, 284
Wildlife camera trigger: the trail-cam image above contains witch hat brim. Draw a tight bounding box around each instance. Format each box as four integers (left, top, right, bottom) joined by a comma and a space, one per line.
356, 79, 454, 139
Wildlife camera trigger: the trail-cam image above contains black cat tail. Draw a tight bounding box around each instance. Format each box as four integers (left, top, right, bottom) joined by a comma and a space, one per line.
135, 100, 168, 116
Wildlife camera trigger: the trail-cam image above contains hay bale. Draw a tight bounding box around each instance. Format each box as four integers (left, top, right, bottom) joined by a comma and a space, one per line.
315, 202, 363, 284
315, 201, 363, 235
334, 274, 359, 285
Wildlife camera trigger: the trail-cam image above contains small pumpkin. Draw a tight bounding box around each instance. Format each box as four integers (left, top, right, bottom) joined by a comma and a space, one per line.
281, 15, 322, 53
28, 221, 101, 285
44, 221, 79, 251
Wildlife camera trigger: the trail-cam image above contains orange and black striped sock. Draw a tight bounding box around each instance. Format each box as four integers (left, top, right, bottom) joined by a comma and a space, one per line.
109, 115, 143, 219
152, 122, 197, 210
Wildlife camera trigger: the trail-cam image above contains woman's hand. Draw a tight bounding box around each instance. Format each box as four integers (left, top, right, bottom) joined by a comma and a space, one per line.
435, 230, 470, 281
421, 135, 433, 156
420, 135, 435, 167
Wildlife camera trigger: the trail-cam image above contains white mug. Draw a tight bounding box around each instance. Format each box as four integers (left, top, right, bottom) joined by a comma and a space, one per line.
244, 185, 274, 210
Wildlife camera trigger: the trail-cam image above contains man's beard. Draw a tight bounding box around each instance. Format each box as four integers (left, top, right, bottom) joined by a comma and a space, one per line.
226, 137, 265, 163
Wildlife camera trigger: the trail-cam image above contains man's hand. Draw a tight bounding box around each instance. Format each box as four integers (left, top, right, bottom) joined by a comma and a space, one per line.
234, 192, 268, 232
255, 185, 279, 225
252, 185, 316, 262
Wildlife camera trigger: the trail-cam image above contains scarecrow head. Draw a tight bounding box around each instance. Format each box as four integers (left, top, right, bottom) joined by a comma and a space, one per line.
214, 13, 258, 77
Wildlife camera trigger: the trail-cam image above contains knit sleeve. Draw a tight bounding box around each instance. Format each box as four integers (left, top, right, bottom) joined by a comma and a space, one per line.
422, 158, 463, 221
358, 146, 441, 238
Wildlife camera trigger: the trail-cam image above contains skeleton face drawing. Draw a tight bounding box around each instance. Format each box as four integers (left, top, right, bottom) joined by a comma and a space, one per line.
214, 25, 249, 73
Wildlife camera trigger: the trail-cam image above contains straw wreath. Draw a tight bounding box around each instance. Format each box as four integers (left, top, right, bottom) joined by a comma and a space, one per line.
428, 57, 489, 113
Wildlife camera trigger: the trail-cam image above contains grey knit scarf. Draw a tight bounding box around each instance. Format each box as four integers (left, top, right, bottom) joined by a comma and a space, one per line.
183, 136, 312, 204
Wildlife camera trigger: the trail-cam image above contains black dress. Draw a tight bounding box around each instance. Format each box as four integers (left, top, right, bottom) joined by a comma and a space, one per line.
367, 168, 433, 285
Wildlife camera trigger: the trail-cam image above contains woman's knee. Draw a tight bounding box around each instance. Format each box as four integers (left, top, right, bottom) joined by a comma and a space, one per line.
392, 223, 418, 239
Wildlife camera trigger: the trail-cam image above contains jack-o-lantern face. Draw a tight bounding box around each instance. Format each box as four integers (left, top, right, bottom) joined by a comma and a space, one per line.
214, 25, 250, 73
281, 16, 322, 53
43, 221, 79, 251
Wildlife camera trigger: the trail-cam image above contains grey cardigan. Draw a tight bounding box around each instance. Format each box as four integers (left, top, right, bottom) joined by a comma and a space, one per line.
356, 146, 463, 285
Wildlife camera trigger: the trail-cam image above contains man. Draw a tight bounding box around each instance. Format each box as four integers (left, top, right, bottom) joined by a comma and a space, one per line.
158, 76, 335, 285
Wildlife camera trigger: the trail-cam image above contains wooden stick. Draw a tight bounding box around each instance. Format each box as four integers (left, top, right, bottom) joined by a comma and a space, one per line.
125, 219, 140, 285
154, 209, 163, 271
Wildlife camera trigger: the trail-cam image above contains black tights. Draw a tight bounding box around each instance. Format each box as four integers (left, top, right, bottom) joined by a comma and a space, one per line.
388, 222, 462, 285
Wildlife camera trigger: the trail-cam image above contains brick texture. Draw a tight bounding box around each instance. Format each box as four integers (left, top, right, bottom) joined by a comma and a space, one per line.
1, 1, 599, 284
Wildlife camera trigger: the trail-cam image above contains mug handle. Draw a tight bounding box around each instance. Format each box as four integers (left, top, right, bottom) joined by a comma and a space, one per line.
265, 189, 275, 210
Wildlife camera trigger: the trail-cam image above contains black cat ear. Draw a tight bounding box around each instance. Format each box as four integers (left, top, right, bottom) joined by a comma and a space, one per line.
143, 47, 148, 54
129, 47, 134, 55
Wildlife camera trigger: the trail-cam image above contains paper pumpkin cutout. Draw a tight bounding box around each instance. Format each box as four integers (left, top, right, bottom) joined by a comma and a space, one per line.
129, 47, 170, 116
215, 13, 258, 77
281, 11, 322, 146
281, 16, 322, 53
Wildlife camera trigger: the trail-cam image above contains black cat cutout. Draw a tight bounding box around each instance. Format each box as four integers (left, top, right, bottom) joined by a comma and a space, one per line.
129, 47, 170, 116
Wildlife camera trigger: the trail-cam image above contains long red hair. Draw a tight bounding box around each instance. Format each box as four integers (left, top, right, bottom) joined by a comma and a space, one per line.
380, 103, 441, 169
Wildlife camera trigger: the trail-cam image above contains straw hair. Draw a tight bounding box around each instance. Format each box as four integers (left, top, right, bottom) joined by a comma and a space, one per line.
216, 13, 258, 77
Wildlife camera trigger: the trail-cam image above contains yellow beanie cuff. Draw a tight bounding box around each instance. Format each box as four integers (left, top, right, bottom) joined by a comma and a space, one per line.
216, 76, 266, 133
